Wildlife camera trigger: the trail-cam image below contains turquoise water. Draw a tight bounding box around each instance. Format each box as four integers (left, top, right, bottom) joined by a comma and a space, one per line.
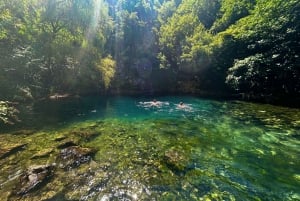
0, 96, 299, 200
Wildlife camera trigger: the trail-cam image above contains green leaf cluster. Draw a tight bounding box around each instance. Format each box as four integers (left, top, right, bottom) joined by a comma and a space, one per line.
157, 0, 299, 97
0, 101, 19, 125
96, 55, 116, 89
0, 0, 114, 99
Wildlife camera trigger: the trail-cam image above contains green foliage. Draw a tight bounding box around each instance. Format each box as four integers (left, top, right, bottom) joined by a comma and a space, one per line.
158, 0, 201, 69
225, 0, 300, 96
106, 0, 159, 90
211, 0, 255, 33
96, 55, 116, 89
0, 0, 299, 103
0, 0, 114, 99
157, 0, 178, 24
156, 0, 300, 99
226, 54, 265, 91
0, 101, 19, 125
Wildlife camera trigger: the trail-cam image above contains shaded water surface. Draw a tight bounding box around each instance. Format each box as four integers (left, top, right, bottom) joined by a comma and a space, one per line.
0, 96, 299, 200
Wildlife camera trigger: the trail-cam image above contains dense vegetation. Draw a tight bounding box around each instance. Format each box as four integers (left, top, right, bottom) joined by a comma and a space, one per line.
0, 0, 299, 107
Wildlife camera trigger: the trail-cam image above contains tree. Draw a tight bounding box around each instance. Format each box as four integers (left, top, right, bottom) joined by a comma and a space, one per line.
96, 55, 116, 90
211, 0, 255, 33
0, 0, 114, 99
225, 0, 300, 98
157, 0, 222, 92
107, 0, 160, 91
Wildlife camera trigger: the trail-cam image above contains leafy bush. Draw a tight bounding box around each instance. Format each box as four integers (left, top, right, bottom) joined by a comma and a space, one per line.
0, 101, 20, 125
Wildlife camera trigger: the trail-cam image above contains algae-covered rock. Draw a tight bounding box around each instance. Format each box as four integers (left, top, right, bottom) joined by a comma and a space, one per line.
57, 140, 78, 149
12, 129, 36, 136
58, 146, 96, 170
70, 129, 101, 142
0, 143, 27, 159
164, 148, 188, 173
53, 135, 67, 142
14, 164, 55, 196
31, 149, 54, 160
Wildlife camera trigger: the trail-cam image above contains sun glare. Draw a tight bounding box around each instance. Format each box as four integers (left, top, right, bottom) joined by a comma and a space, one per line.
86, 0, 102, 42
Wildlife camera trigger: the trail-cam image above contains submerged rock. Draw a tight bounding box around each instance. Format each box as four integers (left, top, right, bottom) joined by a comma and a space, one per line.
31, 149, 54, 160
70, 129, 101, 142
12, 129, 36, 136
54, 135, 67, 142
0, 143, 27, 159
78, 131, 100, 141
57, 140, 78, 149
58, 146, 96, 170
164, 149, 188, 173
14, 164, 55, 196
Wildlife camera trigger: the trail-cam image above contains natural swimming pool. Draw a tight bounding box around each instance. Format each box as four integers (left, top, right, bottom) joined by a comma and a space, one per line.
0, 96, 299, 200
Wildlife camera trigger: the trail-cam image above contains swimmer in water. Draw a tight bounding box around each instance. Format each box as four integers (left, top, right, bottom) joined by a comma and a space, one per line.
177, 101, 192, 110
150, 99, 161, 107
138, 99, 167, 108
177, 102, 185, 108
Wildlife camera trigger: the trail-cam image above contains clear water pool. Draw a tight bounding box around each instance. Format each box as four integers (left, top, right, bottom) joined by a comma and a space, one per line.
0, 96, 299, 200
